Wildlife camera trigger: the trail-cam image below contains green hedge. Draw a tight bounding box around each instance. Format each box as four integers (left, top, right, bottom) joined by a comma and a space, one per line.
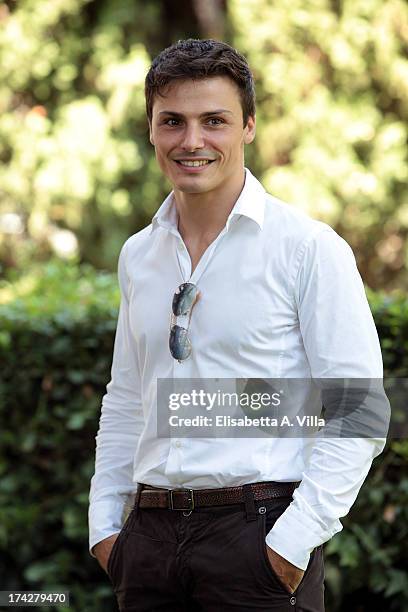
0, 261, 407, 612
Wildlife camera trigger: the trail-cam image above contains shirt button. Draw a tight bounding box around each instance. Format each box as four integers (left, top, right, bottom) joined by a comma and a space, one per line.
175, 440, 181, 448
290, 596, 296, 605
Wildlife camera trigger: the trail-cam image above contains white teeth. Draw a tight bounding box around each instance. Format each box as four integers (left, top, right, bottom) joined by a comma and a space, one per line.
178, 160, 210, 167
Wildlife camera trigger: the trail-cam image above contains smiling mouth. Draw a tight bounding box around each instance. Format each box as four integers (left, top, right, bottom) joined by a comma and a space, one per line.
174, 160, 215, 167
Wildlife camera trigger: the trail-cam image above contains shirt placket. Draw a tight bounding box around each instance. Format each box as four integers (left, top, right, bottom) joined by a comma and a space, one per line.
165, 222, 233, 484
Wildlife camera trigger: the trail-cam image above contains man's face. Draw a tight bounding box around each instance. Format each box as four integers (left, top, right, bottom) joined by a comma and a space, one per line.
148, 76, 255, 195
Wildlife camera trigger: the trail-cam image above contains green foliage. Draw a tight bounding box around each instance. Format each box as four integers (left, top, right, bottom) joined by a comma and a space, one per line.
322, 288, 408, 611
0, 262, 119, 611
325, 443, 408, 611
368, 289, 408, 375
231, 0, 408, 290
0, 261, 407, 611
0, 0, 166, 272
0, 0, 407, 288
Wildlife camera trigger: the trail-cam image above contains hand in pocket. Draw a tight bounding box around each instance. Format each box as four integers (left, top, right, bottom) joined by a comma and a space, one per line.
266, 546, 305, 594
93, 533, 120, 574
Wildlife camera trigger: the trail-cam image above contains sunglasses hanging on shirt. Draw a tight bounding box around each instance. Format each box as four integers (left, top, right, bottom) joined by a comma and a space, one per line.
169, 282, 200, 362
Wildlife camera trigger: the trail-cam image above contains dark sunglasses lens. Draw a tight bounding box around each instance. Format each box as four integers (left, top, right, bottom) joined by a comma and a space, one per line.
172, 283, 198, 316
169, 325, 191, 361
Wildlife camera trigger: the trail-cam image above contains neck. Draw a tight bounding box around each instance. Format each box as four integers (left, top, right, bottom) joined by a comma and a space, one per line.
174, 167, 246, 242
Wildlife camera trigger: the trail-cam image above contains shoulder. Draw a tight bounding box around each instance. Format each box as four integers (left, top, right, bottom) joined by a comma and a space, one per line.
122, 224, 153, 254
118, 224, 154, 263
260, 190, 358, 296
262, 191, 353, 258
263, 192, 328, 240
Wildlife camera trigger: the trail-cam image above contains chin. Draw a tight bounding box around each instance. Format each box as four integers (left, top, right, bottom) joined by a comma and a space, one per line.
173, 178, 213, 194
176, 184, 209, 194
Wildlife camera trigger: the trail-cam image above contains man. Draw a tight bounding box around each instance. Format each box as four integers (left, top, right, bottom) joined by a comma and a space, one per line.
89, 39, 387, 611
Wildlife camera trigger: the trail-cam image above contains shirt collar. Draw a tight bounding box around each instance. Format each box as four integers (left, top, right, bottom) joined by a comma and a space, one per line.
150, 167, 265, 235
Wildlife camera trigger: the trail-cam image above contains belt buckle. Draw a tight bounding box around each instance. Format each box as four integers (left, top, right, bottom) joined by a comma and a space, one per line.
169, 488, 195, 511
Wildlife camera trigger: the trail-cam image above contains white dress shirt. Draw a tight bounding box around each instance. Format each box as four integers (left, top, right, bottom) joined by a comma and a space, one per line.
88, 168, 386, 570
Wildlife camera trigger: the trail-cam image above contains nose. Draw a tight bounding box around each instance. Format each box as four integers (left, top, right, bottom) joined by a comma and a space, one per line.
180, 123, 204, 152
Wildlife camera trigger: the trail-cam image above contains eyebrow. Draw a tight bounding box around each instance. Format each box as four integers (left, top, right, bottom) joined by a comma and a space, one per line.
158, 109, 233, 117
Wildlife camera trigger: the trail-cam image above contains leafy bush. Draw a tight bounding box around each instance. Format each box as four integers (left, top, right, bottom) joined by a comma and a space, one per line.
0, 260, 120, 611
325, 289, 408, 612
0, 261, 407, 611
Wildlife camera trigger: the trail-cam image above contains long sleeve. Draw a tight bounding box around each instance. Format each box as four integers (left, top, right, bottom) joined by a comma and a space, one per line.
265, 227, 390, 570
88, 238, 144, 557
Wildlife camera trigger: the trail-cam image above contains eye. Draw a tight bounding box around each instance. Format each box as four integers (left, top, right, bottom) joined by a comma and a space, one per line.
207, 117, 224, 126
163, 118, 180, 126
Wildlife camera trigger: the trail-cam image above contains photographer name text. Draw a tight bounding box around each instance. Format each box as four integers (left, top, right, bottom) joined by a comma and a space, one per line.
168, 415, 325, 428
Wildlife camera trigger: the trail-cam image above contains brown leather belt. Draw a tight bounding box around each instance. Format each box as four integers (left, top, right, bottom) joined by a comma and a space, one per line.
137, 481, 300, 511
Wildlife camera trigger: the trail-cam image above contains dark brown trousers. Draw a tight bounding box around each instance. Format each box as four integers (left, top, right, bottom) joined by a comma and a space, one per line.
107, 486, 325, 611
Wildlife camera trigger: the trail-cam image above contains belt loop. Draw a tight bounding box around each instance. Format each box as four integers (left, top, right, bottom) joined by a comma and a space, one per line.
133, 482, 143, 519
242, 484, 257, 522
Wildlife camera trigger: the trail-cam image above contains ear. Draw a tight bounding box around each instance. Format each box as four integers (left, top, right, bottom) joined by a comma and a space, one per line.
244, 115, 256, 145
148, 120, 154, 146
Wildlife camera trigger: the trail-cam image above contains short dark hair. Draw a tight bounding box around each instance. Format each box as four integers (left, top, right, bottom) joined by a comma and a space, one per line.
145, 39, 255, 127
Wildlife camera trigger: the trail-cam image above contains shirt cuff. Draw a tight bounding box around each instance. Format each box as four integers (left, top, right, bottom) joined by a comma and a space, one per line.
88, 499, 129, 558
265, 495, 342, 570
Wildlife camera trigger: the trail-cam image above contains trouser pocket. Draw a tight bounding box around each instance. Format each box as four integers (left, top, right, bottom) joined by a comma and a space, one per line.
107, 506, 137, 586
258, 501, 325, 611
107, 531, 122, 581
258, 502, 303, 593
